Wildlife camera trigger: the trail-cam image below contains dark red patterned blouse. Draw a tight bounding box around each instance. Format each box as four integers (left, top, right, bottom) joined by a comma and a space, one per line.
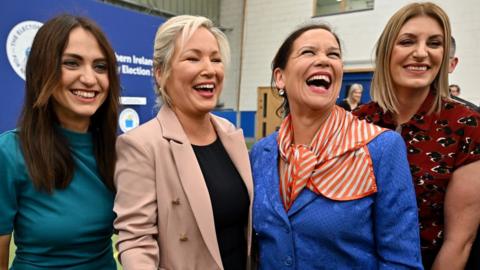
353, 92, 480, 252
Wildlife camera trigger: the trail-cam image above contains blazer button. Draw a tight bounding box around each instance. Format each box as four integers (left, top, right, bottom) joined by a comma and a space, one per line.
179, 234, 188, 242
172, 198, 180, 205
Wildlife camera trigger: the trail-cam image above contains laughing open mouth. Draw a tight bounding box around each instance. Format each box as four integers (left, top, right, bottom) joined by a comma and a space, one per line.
193, 83, 215, 92
306, 74, 331, 89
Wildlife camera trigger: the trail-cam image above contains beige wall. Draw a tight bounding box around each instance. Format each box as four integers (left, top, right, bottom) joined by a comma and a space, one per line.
236, 0, 480, 110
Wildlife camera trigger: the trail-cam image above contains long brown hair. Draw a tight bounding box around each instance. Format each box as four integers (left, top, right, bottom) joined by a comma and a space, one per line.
18, 14, 119, 192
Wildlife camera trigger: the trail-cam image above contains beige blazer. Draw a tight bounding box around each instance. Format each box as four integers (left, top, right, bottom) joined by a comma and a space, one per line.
114, 105, 253, 270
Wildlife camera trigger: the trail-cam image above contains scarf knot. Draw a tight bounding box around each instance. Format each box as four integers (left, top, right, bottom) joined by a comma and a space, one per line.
277, 106, 386, 211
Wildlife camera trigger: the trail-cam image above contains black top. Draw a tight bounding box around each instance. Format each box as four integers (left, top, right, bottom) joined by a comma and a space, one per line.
337, 99, 362, 111
192, 138, 249, 270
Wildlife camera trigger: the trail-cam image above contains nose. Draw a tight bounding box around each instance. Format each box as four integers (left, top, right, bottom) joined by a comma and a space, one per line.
79, 67, 97, 86
201, 59, 216, 77
413, 43, 428, 59
313, 53, 331, 67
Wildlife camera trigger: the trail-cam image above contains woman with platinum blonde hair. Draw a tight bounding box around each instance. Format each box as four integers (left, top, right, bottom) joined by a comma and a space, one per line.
354, 2, 480, 269
114, 15, 253, 270
338, 83, 364, 111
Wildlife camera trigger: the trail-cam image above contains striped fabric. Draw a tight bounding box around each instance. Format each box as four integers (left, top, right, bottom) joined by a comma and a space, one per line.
277, 106, 386, 210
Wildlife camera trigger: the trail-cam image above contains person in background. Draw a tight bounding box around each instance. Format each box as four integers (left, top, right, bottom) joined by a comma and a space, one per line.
113, 15, 253, 270
337, 83, 364, 111
353, 3, 480, 269
0, 14, 119, 270
448, 84, 460, 97
448, 37, 479, 112
250, 21, 422, 269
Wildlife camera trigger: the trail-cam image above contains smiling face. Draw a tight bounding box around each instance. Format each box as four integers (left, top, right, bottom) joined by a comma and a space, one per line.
159, 27, 224, 118
52, 27, 109, 132
390, 15, 444, 95
350, 86, 363, 103
274, 28, 343, 116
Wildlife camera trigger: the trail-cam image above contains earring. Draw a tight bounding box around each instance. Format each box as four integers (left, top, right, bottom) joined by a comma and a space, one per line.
278, 89, 285, 96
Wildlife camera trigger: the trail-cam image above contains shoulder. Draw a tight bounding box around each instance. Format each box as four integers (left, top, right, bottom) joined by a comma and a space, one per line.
367, 130, 406, 166
211, 113, 237, 133
337, 100, 348, 109
0, 129, 19, 147
117, 117, 165, 154
352, 102, 382, 122
251, 132, 277, 157
440, 98, 480, 121
437, 99, 480, 139
368, 130, 404, 149
0, 130, 24, 180
0, 130, 22, 159
450, 96, 480, 112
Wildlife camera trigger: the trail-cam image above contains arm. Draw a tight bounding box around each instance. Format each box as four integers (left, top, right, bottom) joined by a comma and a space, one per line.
0, 234, 11, 270
113, 134, 159, 270
432, 160, 480, 270
373, 132, 423, 270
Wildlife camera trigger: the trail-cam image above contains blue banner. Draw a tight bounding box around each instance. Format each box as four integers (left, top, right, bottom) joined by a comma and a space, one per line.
0, 0, 165, 133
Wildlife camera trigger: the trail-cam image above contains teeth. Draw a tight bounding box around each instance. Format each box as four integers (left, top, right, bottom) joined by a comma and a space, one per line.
72, 90, 96, 98
194, 84, 214, 92
407, 66, 427, 71
307, 75, 330, 83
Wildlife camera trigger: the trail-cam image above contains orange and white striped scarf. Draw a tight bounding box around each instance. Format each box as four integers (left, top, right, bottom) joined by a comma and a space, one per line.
277, 106, 386, 211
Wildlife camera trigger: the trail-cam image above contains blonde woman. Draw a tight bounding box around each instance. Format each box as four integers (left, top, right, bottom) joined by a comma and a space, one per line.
354, 2, 480, 269
113, 15, 253, 270
338, 83, 363, 111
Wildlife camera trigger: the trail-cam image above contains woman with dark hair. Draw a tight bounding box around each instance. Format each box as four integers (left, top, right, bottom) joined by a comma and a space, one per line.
250, 21, 422, 269
353, 3, 480, 269
0, 14, 119, 269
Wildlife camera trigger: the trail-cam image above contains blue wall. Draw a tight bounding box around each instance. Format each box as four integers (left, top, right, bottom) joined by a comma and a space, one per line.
0, 0, 164, 132
212, 110, 256, 138
337, 71, 373, 104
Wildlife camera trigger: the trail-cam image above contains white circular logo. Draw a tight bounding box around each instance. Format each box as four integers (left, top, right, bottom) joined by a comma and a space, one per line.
119, 108, 140, 133
6, 20, 43, 80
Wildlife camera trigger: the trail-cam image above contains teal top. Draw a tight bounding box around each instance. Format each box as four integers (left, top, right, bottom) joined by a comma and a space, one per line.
0, 128, 116, 270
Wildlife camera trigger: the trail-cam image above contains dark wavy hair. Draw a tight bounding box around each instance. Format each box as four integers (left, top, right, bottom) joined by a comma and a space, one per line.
271, 22, 341, 117
18, 14, 120, 192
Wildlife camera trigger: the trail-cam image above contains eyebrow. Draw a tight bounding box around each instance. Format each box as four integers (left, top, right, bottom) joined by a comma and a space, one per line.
62, 53, 83, 60
62, 53, 107, 62
398, 33, 444, 39
297, 45, 340, 51
182, 48, 220, 55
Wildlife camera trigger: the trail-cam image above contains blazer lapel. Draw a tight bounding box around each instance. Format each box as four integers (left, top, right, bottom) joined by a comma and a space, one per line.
157, 106, 223, 269
287, 188, 318, 217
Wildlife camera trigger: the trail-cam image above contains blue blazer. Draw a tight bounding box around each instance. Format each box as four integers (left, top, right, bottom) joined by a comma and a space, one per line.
250, 131, 423, 270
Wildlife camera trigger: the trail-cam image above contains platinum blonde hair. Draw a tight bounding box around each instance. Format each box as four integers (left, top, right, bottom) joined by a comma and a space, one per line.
347, 83, 363, 100
153, 15, 230, 107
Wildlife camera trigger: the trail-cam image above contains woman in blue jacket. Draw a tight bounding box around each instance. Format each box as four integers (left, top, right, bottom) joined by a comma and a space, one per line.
250, 21, 423, 269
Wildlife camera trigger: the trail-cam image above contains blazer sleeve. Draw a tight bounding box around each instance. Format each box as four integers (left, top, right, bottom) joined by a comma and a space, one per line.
372, 131, 424, 270
114, 133, 160, 270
